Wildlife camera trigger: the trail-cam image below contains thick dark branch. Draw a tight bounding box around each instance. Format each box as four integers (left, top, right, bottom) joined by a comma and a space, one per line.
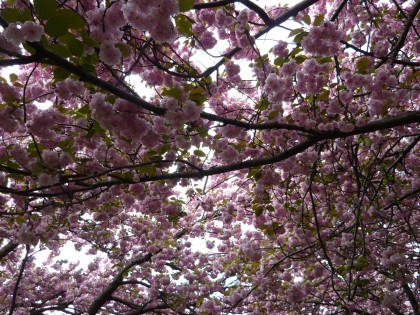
0, 241, 19, 261
29, 303, 72, 315
330, 0, 349, 21
317, 111, 420, 138
402, 283, 420, 315
9, 245, 30, 315
87, 229, 187, 314
389, 0, 420, 60
194, 0, 238, 9
20, 41, 316, 134
341, 40, 420, 67
1, 111, 418, 198
194, 0, 273, 25
202, 0, 320, 77
0, 165, 32, 176
87, 253, 153, 315
29, 42, 166, 116
124, 303, 171, 315
0, 55, 41, 67
389, 305, 405, 315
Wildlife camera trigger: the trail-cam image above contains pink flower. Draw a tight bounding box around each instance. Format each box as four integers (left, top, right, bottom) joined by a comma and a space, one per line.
220, 145, 239, 162
215, 9, 234, 27
301, 21, 343, 56
352, 30, 366, 47
165, 110, 186, 128
93, 212, 109, 222
200, 30, 217, 49
225, 61, 240, 77
272, 40, 289, 58
3, 23, 25, 46
287, 284, 305, 302
238, 10, 249, 24
21, 21, 44, 42
242, 241, 262, 262
183, 100, 202, 122
281, 60, 297, 76
99, 40, 122, 65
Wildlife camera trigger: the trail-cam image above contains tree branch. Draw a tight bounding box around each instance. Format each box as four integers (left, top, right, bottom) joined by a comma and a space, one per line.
9, 245, 30, 315
341, 40, 420, 67
330, 0, 349, 21
0, 241, 19, 261
389, 0, 420, 60
201, 0, 320, 77
194, 0, 274, 26
86, 253, 153, 315
402, 283, 420, 315
1, 111, 418, 198
0, 55, 41, 67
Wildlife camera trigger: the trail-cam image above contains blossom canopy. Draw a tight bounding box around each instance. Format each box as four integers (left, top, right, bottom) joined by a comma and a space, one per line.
0, 0, 419, 314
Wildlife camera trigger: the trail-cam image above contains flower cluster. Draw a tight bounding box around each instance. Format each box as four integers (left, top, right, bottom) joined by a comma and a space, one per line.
301, 21, 343, 56
3, 21, 44, 46
99, 40, 122, 65
163, 97, 202, 128
122, 0, 179, 42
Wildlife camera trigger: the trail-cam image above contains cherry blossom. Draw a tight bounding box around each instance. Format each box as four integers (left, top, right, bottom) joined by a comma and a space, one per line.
0, 0, 418, 314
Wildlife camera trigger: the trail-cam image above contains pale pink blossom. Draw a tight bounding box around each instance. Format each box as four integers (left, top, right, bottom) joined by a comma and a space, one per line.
99, 40, 122, 65
21, 21, 44, 42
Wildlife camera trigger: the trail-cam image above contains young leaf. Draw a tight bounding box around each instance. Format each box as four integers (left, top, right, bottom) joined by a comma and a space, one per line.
179, 0, 194, 12
45, 17, 69, 37
175, 15, 193, 36
53, 9, 86, 29
34, 0, 57, 20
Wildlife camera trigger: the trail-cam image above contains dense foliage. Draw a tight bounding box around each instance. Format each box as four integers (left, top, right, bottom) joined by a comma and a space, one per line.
0, 0, 419, 314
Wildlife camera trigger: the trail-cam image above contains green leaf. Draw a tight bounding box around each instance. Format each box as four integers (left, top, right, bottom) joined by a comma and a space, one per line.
254, 205, 264, 217
356, 57, 372, 73
175, 15, 193, 36
193, 150, 206, 157
247, 167, 261, 179
58, 139, 73, 150
48, 43, 71, 58
1, 8, 32, 23
80, 63, 97, 76
53, 67, 71, 82
267, 110, 279, 120
9, 73, 18, 83
53, 9, 86, 29
77, 105, 90, 116
45, 17, 69, 37
188, 93, 207, 105
274, 57, 285, 66
115, 43, 129, 57
302, 14, 311, 25
162, 88, 183, 99
189, 86, 207, 94
293, 32, 307, 44
288, 28, 303, 37
22, 43, 36, 55
313, 15, 324, 26
93, 121, 107, 139
179, 0, 194, 12
68, 38, 84, 57
256, 98, 270, 111
289, 47, 303, 58
27, 142, 44, 158
58, 33, 77, 44
294, 55, 307, 64
318, 56, 333, 64
34, 0, 57, 20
